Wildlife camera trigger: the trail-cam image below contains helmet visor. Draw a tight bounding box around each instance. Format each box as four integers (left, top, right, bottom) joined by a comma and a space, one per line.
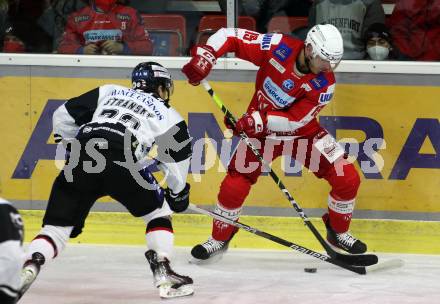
317, 49, 342, 70
310, 55, 338, 73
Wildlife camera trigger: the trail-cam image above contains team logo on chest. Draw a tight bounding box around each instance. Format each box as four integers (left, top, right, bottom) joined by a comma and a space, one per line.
282, 79, 294, 92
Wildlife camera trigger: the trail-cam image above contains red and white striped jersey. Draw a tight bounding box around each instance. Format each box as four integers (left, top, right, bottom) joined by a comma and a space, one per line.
207, 28, 337, 139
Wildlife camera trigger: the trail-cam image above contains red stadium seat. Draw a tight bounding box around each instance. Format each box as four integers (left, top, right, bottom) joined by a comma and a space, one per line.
267, 16, 309, 34
141, 14, 186, 56
196, 15, 257, 45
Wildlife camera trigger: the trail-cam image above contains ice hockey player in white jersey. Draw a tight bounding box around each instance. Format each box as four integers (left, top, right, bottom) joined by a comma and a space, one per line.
0, 197, 24, 304
19, 62, 194, 299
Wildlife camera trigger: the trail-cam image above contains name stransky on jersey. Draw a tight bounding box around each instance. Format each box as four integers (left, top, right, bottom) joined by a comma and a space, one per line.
108, 88, 164, 120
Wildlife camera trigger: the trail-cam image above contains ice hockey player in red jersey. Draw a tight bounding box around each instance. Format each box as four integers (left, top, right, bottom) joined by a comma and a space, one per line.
58, 0, 153, 55
182, 24, 367, 261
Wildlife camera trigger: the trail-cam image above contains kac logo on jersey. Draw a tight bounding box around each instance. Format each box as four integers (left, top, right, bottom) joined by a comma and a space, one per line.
282, 79, 294, 92
310, 74, 329, 90
273, 43, 292, 62
263, 77, 295, 108
261, 33, 274, 50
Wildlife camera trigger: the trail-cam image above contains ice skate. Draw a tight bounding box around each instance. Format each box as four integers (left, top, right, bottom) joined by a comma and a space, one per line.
145, 250, 193, 299
190, 236, 233, 264
324, 218, 367, 254
17, 252, 46, 300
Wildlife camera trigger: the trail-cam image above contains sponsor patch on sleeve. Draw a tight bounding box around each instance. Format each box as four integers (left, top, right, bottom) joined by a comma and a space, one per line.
318, 84, 335, 104
261, 33, 274, 50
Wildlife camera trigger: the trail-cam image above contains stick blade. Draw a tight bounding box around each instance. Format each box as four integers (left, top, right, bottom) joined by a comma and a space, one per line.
365, 258, 405, 274
335, 253, 379, 266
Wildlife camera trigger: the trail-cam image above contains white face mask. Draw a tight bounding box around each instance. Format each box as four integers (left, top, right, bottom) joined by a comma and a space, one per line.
367, 45, 389, 60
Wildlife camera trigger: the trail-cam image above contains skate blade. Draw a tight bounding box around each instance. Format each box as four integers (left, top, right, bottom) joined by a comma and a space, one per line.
159, 284, 194, 299
188, 252, 224, 265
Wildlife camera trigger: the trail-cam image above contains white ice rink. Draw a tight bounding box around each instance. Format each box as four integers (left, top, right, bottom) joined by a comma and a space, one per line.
19, 245, 440, 304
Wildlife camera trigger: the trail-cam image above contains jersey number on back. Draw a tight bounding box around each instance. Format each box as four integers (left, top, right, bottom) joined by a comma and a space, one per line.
99, 109, 141, 130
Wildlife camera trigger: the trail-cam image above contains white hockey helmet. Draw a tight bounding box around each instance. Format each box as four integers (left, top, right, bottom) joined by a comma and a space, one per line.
305, 24, 344, 69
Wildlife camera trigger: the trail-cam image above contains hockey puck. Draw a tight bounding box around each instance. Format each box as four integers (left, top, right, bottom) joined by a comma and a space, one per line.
304, 268, 317, 273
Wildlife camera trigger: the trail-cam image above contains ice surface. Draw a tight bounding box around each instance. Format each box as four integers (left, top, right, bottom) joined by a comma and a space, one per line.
19, 244, 440, 304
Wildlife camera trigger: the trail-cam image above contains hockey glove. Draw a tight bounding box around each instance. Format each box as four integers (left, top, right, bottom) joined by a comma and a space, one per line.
165, 183, 190, 213
181, 45, 217, 86
223, 115, 236, 131
235, 111, 267, 138
54, 133, 63, 144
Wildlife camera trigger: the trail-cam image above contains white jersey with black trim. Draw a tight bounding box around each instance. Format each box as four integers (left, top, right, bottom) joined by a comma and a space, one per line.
52, 84, 192, 193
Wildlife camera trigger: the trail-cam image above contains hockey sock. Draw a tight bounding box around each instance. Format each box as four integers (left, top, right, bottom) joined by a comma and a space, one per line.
146, 217, 174, 260
212, 172, 252, 241
212, 202, 241, 241
326, 195, 355, 233
321, 162, 360, 232
26, 225, 72, 262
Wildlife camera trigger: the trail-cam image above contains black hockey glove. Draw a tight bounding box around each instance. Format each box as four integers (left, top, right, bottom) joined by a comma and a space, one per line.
165, 183, 190, 213
54, 133, 63, 144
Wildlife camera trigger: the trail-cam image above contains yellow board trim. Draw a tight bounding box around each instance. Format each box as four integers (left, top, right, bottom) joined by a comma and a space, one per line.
22, 211, 440, 254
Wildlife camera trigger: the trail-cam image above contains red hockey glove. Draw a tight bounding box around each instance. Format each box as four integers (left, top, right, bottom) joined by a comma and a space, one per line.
235, 111, 267, 138
223, 115, 235, 131
181, 45, 217, 86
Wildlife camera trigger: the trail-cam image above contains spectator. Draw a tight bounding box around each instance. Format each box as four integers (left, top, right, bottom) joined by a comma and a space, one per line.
309, 0, 385, 59
388, 0, 440, 61
7, 0, 52, 52
1, 0, 25, 53
58, 0, 153, 55
364, 22, 395, 60
0, 0, 13, 51
38, 0, 87, 52
0, 0, 8, 49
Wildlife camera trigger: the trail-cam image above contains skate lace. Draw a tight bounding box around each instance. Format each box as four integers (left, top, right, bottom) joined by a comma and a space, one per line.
202, 237, 226, 254
336, 232, 357, 247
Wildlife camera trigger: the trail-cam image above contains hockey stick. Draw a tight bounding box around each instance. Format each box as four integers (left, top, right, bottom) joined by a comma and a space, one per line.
200, 79, 378, 267
189, 203, 368, 274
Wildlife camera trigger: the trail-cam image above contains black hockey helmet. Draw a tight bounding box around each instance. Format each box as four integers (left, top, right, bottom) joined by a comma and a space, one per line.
131, 62, 174, 102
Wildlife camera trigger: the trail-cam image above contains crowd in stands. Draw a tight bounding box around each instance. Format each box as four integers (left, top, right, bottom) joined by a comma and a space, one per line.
0, 0, 439, 61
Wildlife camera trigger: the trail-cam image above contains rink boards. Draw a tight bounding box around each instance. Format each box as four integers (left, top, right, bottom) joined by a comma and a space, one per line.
0, 60, 439, 254
21, 210, 440, 254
